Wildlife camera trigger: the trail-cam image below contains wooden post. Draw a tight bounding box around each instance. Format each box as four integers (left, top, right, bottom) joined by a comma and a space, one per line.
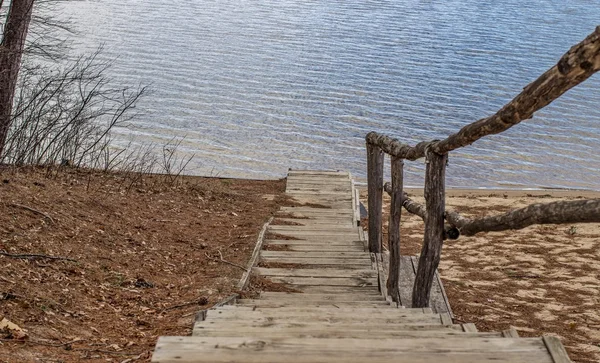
386, 157, 403, 302
366, 143, 384, 253
412, 150, 447, 308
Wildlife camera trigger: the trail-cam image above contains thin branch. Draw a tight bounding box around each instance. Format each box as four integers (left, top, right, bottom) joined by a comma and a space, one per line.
9, 203, 55, 223
0, 250, 77, 262
204, 250, 247, 271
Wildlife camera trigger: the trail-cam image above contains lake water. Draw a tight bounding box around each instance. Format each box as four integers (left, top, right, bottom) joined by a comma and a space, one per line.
56, 0, 600, 189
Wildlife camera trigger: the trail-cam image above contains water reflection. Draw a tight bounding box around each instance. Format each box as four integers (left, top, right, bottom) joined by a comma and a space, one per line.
55, 0, 600, 189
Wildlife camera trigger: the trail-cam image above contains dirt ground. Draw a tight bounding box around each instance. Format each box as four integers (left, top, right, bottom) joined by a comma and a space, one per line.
361, 188, 600, 363
0, 166, 286, 363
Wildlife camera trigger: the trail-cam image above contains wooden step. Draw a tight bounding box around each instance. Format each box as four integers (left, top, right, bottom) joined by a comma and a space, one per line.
268, 225, 359, 232
210, 305, 433, 315
204, 311, 443, 324
261, 251, 367, 259
273, 218, 356, 226
266, 244, 364, 252
279, 207, 354, 214
193, 319, 454, 333
263, 276, 377, 287
264, 239, 363, 246
199, 316, 448, 328
254, 268, 376, 278
290, 285, 380, 294
213, 306, 431, 314
258, 292, 385, 302
266, 231, 359, 238
234, 300, 390, 308
153, 336, 556, 363
259, 257, 372, 268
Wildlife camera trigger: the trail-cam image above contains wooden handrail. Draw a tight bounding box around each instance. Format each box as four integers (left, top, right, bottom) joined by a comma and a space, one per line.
365, 27, 600, 309
383, 182, 600, 237
448, 199, 600, 236
383, 182, 460, 240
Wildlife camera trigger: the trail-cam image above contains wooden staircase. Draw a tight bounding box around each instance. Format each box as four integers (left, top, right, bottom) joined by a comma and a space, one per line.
151, 170, 571, 363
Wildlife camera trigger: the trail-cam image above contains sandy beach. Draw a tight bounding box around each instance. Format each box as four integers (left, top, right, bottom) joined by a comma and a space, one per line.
360, 187, 600, 363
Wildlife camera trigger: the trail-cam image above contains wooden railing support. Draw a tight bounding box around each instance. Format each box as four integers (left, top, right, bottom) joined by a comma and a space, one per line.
386, 157, 403, 303
412, 150, 447, 308
366, 143, 384, 253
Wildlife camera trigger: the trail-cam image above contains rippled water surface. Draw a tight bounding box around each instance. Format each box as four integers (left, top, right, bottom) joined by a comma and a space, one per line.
57, 0, 600, 189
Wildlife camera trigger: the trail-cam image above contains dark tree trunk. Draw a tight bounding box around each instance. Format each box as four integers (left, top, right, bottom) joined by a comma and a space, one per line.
366, 143, 384, 253
0, 0, 35, 157
386, 157, 403, 303
452, 199, 600, 236
412, 151, 447, 308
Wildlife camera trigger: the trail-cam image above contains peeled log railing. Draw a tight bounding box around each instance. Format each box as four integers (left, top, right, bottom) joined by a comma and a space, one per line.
366, 26, 600, 308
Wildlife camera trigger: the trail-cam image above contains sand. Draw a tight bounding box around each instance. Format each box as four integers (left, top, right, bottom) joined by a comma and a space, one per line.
360, 187, 600, 363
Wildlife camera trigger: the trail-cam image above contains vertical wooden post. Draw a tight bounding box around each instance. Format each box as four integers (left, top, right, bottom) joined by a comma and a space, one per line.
412, 150, 447, 308
366, 143, 384, 253
386, 157, 403, 302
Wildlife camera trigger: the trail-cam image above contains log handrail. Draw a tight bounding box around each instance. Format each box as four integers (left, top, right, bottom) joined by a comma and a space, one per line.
384, 182, 600, 237
365, 27, 600, 309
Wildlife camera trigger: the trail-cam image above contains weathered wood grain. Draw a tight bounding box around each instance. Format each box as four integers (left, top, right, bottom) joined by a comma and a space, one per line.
253, 268, 376, 278
412, 151, 447, 308
154, 336, 553, 363
387, 156, 403, 303
451, 199, 600, 236
366, 143, 384, 253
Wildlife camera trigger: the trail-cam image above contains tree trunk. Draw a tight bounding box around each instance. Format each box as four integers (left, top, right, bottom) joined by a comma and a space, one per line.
386, 157, 403, 302
366, 143, 384, 253
452, 199, 600, 236
412, 151, 447, 308
0, 0, 35, 158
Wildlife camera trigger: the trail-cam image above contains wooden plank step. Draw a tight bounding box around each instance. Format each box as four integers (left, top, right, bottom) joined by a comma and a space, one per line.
234, 300, 389, 308
268, 225, 359, 232
286, 180, 350, 184
259, 257, 372, 268
202, 314, 446, 326
265, 233, 360, 239
213, 306, 431, 314
190, 330, 502, 339
287, 174, 349, 178
153, 337, 553, 363
258, 292, 385, 302
204, 309, 439, 320
264, 239, 363, 247
261, 251, 367, 259
290, 285, 380, 294
287, 170, 349, 175
253, 268, 376, 278
286, 178, 351, 183
285, 190, 351, 195
279, 207, 354, 214
264, 276, 377, 287
273, 218, 355, 225
193, 319, 451, 332
285, 190, 350, 195
267, 245, 364, 252
205, 309, 440, 320
274, 212, 353, 220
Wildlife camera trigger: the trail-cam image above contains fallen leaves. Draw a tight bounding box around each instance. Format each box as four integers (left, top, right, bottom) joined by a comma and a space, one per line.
0, 317, 28, 340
